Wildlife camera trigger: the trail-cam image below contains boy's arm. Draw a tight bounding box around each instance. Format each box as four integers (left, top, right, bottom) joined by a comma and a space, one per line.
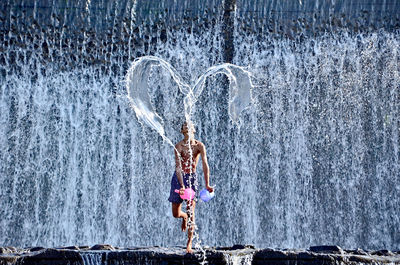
174, 148, 185, 192
200, 143, 214, 192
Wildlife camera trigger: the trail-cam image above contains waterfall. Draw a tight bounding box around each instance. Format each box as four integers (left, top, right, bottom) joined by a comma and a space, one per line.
0, 0, 399, 250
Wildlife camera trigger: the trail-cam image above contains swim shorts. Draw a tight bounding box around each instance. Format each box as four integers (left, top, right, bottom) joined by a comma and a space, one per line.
168, 172, 198, 203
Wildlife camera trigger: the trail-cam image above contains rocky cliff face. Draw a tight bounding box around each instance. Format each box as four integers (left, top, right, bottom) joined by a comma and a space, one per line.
1, 245, 400, 265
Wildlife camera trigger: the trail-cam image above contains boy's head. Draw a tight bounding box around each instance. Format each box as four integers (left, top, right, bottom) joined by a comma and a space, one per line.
181, 121, 196, 135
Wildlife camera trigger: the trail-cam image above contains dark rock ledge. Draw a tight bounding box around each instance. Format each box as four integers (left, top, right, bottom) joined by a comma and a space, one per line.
1, 245, 399, 265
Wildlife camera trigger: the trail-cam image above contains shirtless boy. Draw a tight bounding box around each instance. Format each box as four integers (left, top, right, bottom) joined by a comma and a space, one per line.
168, 122, 214, 253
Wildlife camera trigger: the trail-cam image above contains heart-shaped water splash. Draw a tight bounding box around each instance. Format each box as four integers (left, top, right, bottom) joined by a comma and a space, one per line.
125, 56, 253, 145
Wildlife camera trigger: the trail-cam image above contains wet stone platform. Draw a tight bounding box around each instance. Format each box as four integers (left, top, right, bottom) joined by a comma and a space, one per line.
1, 245, 400, 265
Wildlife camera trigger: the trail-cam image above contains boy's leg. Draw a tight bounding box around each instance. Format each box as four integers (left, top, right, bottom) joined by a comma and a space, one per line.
172, 202, 188, 232
186, 200, 196, 253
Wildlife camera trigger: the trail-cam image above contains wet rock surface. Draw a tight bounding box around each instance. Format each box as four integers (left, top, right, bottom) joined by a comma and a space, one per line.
0, 245, 399, 265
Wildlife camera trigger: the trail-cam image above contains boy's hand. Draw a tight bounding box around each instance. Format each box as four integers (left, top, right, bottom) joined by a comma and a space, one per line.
206, 185, 214, 193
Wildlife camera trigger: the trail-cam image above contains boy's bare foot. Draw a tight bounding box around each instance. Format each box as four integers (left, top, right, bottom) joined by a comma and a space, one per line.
186, 246, 193, 254
186, 240, 193, 253
181, 216, 188, 232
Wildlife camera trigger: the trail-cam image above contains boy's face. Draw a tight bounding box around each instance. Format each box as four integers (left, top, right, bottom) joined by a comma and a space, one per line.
181, 123, 195, 135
